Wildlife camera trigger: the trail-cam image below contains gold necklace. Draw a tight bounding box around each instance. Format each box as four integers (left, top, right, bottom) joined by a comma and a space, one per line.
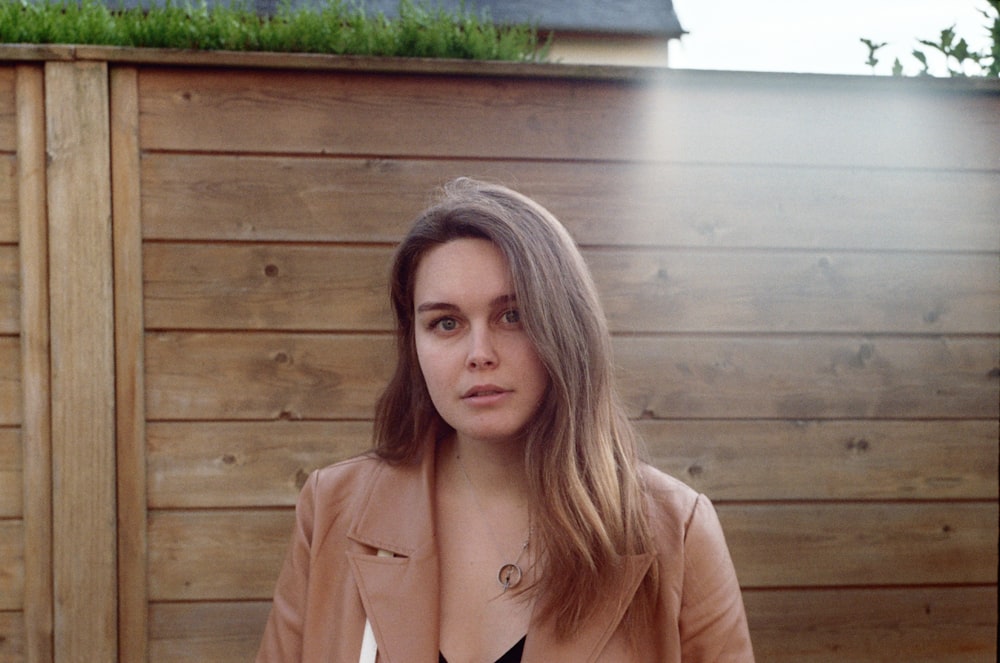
456, 454, 530, 593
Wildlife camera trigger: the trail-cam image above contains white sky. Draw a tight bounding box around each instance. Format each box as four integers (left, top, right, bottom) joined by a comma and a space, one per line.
668, 0, 994, 76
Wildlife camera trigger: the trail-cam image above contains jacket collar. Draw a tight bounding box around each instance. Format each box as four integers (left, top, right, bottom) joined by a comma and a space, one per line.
347, 444, 440, 663
346, 440, 655, 663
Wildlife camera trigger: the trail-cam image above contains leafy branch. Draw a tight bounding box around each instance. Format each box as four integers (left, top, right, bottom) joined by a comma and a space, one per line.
861, 0, 998, 76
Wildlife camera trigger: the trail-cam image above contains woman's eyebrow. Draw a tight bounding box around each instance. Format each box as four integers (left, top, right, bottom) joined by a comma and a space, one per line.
416, 294, 516, 314
415, 301, 458, 314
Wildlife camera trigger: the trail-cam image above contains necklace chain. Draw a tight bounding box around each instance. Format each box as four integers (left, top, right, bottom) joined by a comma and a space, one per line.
456, 453, 530, 593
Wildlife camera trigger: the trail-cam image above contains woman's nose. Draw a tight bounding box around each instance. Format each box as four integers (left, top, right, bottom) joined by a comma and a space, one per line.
466, 326, 498, 369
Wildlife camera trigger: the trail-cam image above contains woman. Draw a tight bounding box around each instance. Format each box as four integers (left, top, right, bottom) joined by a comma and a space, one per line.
256, 178, 754, 662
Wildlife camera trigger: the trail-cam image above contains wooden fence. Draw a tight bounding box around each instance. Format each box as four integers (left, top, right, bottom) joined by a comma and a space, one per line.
0, 45, 997, 662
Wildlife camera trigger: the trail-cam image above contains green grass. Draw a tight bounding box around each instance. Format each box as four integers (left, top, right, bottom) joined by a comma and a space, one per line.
0, 0, 549, 61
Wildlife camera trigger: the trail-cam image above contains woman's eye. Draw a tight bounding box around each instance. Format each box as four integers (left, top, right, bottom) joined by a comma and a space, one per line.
434, 317, 458, 332
501, 309, 521, 325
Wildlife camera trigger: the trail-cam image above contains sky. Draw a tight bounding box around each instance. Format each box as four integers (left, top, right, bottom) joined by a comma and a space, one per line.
667, 0, 994, 76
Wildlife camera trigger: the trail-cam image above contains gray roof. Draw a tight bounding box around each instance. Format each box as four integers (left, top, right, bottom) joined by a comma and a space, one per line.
353, 1, 684, 37
117, 1, 683, 38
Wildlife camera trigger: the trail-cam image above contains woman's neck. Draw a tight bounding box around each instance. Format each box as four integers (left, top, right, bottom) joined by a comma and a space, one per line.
438, 433, 529, 505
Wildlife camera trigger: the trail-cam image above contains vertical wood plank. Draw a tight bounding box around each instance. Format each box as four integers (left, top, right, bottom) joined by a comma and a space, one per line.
17, 63, 53, 663
45, 61, 117, 663
111, 65, 148, 663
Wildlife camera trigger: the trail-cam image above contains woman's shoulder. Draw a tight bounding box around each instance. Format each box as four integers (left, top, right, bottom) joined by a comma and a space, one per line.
308, 451, 386, 496
639, 463, 700, 506
638, 462, 718, 532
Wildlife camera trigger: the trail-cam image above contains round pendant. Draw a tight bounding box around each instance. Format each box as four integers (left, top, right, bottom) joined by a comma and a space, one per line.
497, 563, 523, 591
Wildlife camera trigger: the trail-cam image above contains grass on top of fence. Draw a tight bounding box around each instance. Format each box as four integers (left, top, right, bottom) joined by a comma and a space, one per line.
0, 0, 550, 61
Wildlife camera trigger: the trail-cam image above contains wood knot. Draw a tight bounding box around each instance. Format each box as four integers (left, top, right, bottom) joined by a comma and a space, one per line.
264, 264, 279, 277
846, 437, 870, 453
295, 468, 310, 488
687, 464, 704, 477
221, 453, 237, 465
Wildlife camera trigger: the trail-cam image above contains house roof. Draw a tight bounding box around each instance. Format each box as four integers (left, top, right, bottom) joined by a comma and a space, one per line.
359, 1, 684, 37
114, 0, 684, 39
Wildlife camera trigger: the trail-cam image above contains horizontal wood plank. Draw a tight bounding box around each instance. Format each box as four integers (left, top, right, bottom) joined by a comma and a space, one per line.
144, 332, 999, 420
139, 154, 1000, 252
144, 332, 395, 421
138, 68, 646, 161
144, 419, 998, 507
147, 502, 998, 600
0, 245, 17, 334
0, 429, 20, 518
590, 249, 1000, 335
137, 68, 1000, 169
146, 421, 370, 508
639, 419, 999, 501
722, 502, 998, 588
143, 333, 1000, 421
618, 335, 1000, 420
0, 338, 19, 425
0, 519, 23, 610
0, 155, 15, 243
148, 509, 293, 601
144, 586, 997, 663
148, 601, 269, 663
142, 243, 393, 332
0, 610, 25, 662
143, 242, 1000, 334
744, 585, 997, 663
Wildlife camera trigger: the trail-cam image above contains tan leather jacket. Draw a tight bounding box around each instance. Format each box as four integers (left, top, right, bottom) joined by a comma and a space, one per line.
256, 445, 754, 662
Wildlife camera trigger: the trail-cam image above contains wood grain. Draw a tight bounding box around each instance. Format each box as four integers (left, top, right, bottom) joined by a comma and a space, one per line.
0, 428, 20, 517
147, 509, 294, 601
744, 585, 997, 663
144, 419, 997, 507
721, 502, 998, 587
139, 154, 1000, 252
0, 66, 14, 151
0, 245, 16, 334
142, 242, 1000, 334
148, 601, 269, 663
145, 502, 998, 600
144, 332, 396, 421
0, 519, 23, 610
146, 420, 371, 508
617, 335, 1000, 420
136, 68, 1000, 169
0, 609, 26, 662
144, 332, 999, 420
638, 419, 998, 501
142, 243, 394, 332
16, 62, 52, 663
0, 155, 15, 243
112, 65, 148, 663
144, 586, 998, 663
0, 337, 19, 425
45, 60, 117, 662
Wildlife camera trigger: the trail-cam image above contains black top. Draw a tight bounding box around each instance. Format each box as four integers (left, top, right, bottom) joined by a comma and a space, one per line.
440, 636, 526, 663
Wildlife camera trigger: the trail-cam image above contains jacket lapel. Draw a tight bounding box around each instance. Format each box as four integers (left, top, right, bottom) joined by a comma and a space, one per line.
523, 553, 654, 663
347, 447, 440, 663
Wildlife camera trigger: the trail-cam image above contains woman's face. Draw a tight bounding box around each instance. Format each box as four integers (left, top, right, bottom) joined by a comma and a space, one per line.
413, 238, 549, 449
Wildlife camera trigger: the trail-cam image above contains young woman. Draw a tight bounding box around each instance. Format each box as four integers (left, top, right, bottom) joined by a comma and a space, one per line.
256, 178, 754, 662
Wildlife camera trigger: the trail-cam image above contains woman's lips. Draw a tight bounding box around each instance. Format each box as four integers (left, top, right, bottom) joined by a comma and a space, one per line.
462, 385, 509, 401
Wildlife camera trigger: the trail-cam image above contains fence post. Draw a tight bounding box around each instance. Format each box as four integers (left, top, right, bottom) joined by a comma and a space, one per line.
45, 60, 117, 663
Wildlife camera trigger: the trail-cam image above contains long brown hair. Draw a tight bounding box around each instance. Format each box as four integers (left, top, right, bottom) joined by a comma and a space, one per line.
373, 177, 656, 636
